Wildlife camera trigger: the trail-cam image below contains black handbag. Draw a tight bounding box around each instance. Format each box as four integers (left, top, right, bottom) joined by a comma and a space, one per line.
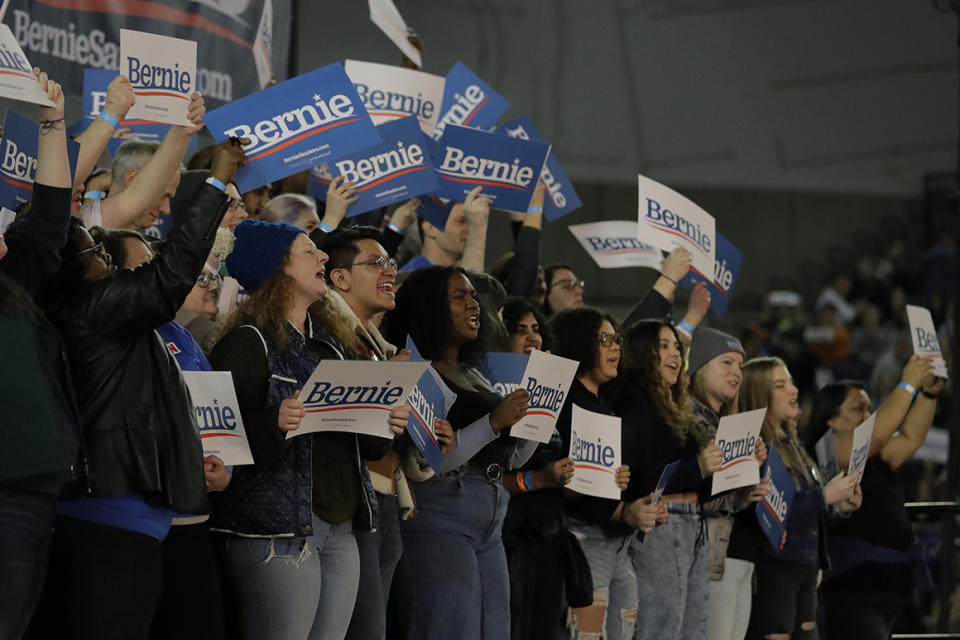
557, 529, 594, 608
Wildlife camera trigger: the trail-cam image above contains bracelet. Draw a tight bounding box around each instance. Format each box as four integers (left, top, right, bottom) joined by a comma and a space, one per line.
677, 320, 695, 334
98, 112, 119, 128
516, 471, 530, 492
387, 221, 404, 235
205, 176, 226, 193
318, 221, 335, 233
523, 470, 536, 492
897, 381, 917, 397
83, 190, 105, 201
659, 273, 677, 286
920, 388, 940, 400
526, 205, 542, 214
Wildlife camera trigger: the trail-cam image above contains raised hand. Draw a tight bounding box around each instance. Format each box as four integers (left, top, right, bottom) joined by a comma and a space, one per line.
209, 137, 249, 185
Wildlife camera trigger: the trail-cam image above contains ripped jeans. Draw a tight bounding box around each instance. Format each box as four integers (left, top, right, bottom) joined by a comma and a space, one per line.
566, 518, 637, 640
214, 516, 359, 640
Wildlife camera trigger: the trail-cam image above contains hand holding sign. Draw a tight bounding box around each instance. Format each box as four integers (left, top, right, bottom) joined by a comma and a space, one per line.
204, 455, 230, 492
661, 247, 693, 285
906, 305, 949, 378
823, 470, 857, 506
623, 494, 660, 533
387, 403, 411, 435
181, 92, 207, 136
435, 419, 454, 453
103, 74, 137, 124
491, 389, 530, 432
278, 390, 304, 432
539, 457, 576, 488
902, 354, 934, 390
683, 282, 711, 327
463, 185, 492, 223
615, 465, 630, 491
209, 137, 249, 186
35, 69, 64, 123
325, 176, 359, 227
697, 440, 723, 476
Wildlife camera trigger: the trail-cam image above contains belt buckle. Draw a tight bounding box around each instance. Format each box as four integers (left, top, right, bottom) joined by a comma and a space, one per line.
485, 463, 502, 481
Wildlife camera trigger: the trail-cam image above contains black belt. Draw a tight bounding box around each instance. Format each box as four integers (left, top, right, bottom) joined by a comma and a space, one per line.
445, 461, 503, 482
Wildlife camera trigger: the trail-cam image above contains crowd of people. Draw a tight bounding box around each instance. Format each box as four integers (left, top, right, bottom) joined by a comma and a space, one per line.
0, 64, 952, 640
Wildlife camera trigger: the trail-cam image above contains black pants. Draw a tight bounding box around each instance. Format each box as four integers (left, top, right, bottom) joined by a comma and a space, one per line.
150, 521, 226, 640
824, 589, 910, 640
746, 554, 819, 640
26, 515, 163, 640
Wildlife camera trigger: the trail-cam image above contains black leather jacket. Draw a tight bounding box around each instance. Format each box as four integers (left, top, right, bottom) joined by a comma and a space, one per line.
53, 183, 228, 515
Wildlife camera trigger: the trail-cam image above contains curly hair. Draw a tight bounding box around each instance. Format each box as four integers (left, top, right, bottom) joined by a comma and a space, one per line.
617, 320, 704, 446
547, 306, 617, 377
308, 293, 370, 360
212, 253, 296, 350
501, 296, 552, 353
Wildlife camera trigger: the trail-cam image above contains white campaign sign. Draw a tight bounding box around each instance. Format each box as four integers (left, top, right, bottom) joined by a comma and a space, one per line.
252, 0, 274, 89
510, 350, 579, 443
294, 360, 430, 439
568, 220, 663, 270
120, 29, 197, 126
637, 174, 716, 280
368, 0, 422, 67
815, 428, 840, 482
0, 24, 54, 107
711, 408, 764, 495
906, 304, 949, 379
0, 206, 14, 235
568, 404, 621, 500
182, 371, 254, 466
345, 60, 444, 136
849, 412, 875, 484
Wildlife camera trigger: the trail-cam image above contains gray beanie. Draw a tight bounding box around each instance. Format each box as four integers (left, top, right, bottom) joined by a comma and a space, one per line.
687, 327, 745, 377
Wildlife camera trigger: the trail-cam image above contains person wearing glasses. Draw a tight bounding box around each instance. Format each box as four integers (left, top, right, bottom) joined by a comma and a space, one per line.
542, 264, 584, 317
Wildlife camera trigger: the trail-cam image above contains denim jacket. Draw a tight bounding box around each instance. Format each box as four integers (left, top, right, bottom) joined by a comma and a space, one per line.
209, 317, 379, 537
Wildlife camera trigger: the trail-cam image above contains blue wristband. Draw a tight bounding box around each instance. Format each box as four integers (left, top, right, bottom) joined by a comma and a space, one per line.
83, 190, 105, 201
98, 112, 119, 128
677, 320, 695, 334
897, 381, 917, 397
319, 221, 335, 233
523, 470, 536, 491
205, 176, 227, 193
526, 205, 542, 214
387, 222, 404, 236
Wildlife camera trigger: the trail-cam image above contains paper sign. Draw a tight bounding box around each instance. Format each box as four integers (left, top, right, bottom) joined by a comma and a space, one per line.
568, 221, 663, 270
0, 110, 80, 211
496, 116, 582, 220
345, 60, 444, 136
651, 460, 681, 505
0, 206, 14, 234
407, 366, 456, 472
756, 444, 796, 550
711, 407, 764, 495
433, 61, 510, 140
815, 429, 839, 482
203, 63, 382, 193
294, 360, 430, 439
182, 371, 254, 466
434, 125, 551, 213
678, 232, 743, 317
637, 174, 716, 281
476, 351, 529, 397
0, 24, 54, 107
310, 116, 439, 217
120, 29, 197, 126
405, 335, 424, 362
253, 0, 274, 89
906, 305, 949, 378
417, 193, 453, 230
510, 349, 579, 443
368, 0, 422, 68
568, 403, 621, 499
848, 412, 875, 484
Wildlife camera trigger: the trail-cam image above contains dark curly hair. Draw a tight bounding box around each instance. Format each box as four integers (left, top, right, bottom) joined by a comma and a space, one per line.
90, 227, 150, 269
501, 296, 552, 352
316, 225, 386, 277
547, 306, 617, 377
805, 380, 865, 454
381, 265, 491, 367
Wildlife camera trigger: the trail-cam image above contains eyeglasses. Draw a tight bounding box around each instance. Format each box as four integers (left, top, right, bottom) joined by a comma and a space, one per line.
598, 331, 622, 347
352, 255, 398, 274
196, 272, 222, 288
78, 242, 109, 262
227, 198, 246, 212
551, 278, 585, 292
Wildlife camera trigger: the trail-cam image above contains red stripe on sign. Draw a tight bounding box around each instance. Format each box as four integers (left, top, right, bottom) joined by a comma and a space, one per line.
644, 223, 710, 258
246, 118, 365, 162
134, 91, 190, 100
438, 174, 528, 192
574, 463, 615, 474
200, 433, 243, 439
526, 410, 557, 419
304, 404, 392, 413
0, 69, 36, 80
718, 457, 754, 472
760, 498, 783, 526
121, 119, 165, 126
1, 175, 34, 190
410, 412, 440, 448
354, 166, 429, 193
462, 96, 491, 125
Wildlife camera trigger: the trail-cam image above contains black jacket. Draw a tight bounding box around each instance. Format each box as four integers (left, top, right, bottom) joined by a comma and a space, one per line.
52, 183, 228, 514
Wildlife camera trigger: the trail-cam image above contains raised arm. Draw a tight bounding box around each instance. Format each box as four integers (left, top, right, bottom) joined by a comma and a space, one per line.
869, 354, 933, 456
880, 373, 944, 469
72, 74, 135, 190
622, 247, 692, 328
35, 70, 70, 189
503, 183, 543, 297
460, 186, 491, 271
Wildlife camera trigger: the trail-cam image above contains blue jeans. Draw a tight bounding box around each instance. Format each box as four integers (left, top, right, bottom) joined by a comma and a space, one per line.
214, 516, 359, 640
398, 474, 510, 640
0, 490, 57, 640
347, 493, 404, 640
630, 503, 709, 640
567, 518, 636, 640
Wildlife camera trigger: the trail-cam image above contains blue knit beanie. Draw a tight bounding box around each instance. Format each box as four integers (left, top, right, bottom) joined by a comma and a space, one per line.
226, 219, 303, 293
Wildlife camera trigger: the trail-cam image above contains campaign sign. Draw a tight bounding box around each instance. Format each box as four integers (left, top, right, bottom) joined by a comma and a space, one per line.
203, 63, 382, 193
568, 221, 663, 270
568, 404, 621, 500
406, 366, 456, 473
252, 0, 273, 89
294, 360, 430, 439
311, 116, 439, 217
496, 116, 582, 220
433, 61, 510, 140
815, 429, 839, 483
637, 174, 716, 280
711, 407, 764, 495
756, 444, 796, 550
120, 29, 197, 126
0, 24, 54, 107
476, 351, 529, 397
510, 349, 579, 443
368, 0, 422, 68
417, 193, 453, 230
678, 232, 743, 318
434, 125, 551, 213
849, 412, 876, 484
651, 460, 681, 505
906, 304, 949, 378
0, 206, 14, 234
182, 371, 254, 466
82, 68, 187, 146
345, 60, 444, 136
0, 110, 80, 211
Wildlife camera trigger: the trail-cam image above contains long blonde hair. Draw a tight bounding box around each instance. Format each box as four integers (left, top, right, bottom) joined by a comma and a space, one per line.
691, 368, 739, 418
212, 254, 295, 350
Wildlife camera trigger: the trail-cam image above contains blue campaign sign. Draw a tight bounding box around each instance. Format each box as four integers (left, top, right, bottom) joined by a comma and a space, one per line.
433, 61, 509, 140
202, 63, 382, 193
496, 116, 582, 221
417, 193, 453, 230
405, 335, 424, 362
407, 367, 454, 472
476, 351, 529, 397
679, 232, 743, 317
755, 444, 796, 550
434, 125, 551, 213
311, 116, 439, 217
0, 110, 80, 211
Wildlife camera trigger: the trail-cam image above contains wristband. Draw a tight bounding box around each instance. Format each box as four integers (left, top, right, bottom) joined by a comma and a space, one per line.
897, 381, 917, 397
677, 320, 695, 334
205, 176, 227, 193
387, 221, 405, 236
83, 190, 105, 201
318, 221, 335, 233
523, 470, 536, 492
526, 205, 542, 214
920, 388, 939, 400
98, 112, 120, 128
659, 273, 677, 286
515, 471, 530, 492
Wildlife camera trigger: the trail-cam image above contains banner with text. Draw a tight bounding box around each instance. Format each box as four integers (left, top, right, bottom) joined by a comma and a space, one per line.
509, 349, 579, 443
0, 23, 54, 107
345, 60, 444, 136
433, 61, 509, 140
756, 444, 796, 550
568, 220, 662, 270
637, 174, 716, 280
678, 232, 743, 317
906, 304, 949, 378
406, 365, 456, 473
476, 351, 528, 397
182, 371, 254, 466
711, 407, 764, 495
120, 29, 196, 126
434, 124, 550, 213
417, 193, 453, 230
203, 63, 382, 193
815, 429, 839, 482
568, 403, 622, 500
0, 110, 80, 211
849, 412, 875, 484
